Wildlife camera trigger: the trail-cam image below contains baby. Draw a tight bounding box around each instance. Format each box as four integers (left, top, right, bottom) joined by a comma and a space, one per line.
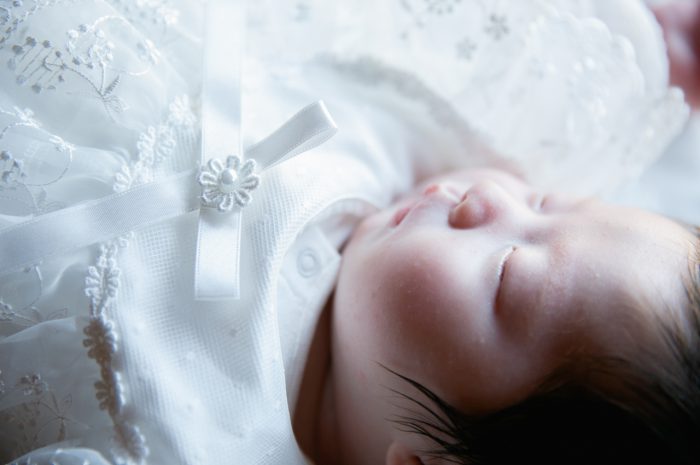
287, 3, 700, 463
294, 168, 700, 464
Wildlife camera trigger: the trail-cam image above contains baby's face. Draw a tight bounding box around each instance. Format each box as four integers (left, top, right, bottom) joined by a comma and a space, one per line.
330, 168, 696, 463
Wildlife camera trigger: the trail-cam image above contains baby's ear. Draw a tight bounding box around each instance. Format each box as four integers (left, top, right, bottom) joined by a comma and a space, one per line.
385, 442, 424, 465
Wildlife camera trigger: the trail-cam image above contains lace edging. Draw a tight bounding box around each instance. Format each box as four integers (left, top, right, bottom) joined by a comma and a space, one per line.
84, 235, 148, 465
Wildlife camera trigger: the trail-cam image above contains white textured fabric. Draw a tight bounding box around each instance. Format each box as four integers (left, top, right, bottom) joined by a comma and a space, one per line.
0, 1, 690, 464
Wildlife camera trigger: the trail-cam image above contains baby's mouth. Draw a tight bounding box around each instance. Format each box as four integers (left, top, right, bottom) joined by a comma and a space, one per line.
392, 204, 413, 226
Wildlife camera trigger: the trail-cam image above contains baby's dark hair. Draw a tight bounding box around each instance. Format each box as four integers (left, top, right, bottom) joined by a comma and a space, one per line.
387, 232, 700, 465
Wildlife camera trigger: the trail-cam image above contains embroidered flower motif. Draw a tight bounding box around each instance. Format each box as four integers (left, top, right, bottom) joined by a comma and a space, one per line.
18, 372, 47, 396
0, 150, 26, 187
48, 135, 75, 154
485, 14, 509, 40
114, 421, 150, 462
137, 38, 160, 65
198, 155, 260, 212
156, 4, 179, 27
0, 8, 12, 28
0, 299, 15, 321
423, 0, 462, 15
167, 95, 196, 127
83, 315, 118, 365
110, 0, 179, 30
5, 18, 132, 117
116, 232, 134, 249
13, 106, 38, 126
456, 37, 476, 60
95, 369, 124, 416
85, 248, 121, 310
113, 164, 134, 193
66, 25, 115, 68
295, 2, 311, 22
136, 124, 175, 166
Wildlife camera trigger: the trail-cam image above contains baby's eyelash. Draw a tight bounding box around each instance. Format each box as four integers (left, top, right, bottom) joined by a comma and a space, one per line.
382, 365, 470, 462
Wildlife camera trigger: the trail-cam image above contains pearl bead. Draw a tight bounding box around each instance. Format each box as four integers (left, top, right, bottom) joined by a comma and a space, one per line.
219, 168, 238, 193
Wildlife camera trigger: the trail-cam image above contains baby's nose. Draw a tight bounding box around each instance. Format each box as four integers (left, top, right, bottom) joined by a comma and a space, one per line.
448, 180, 523, 229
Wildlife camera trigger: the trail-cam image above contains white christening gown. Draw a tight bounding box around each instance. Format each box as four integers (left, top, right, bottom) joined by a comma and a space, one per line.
0, 1, 688, 464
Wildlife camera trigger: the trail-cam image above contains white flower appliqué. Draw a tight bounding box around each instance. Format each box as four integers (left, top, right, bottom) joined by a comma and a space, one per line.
193, 101, 336, 300
198, 155, 260, 212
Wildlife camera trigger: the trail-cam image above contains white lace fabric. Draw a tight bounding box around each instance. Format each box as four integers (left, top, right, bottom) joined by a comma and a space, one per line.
0, 1, 689, 464
249, 0, 687, 194
0, 1, 202, 463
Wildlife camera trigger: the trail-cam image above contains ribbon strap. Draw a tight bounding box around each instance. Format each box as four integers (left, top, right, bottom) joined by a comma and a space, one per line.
195, 0, 338, 300
194, 102, 337, 300
0, 171, 200, 276
194, 0, 244, 300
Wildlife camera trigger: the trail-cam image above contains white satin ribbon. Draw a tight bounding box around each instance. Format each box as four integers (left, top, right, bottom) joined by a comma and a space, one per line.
0, 171, 200, 274
195, 0, 244, 300
194, 101, 337, 300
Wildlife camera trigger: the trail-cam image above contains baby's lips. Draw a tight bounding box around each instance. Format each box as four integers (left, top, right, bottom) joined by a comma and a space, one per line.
392, 205, 412, 226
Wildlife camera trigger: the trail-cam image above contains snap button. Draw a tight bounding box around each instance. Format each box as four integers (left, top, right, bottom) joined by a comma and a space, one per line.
297, 248, 320, 278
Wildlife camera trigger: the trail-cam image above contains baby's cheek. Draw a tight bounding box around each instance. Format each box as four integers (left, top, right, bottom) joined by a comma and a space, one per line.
335, 241, 436, 362
365, 246, 483, 370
